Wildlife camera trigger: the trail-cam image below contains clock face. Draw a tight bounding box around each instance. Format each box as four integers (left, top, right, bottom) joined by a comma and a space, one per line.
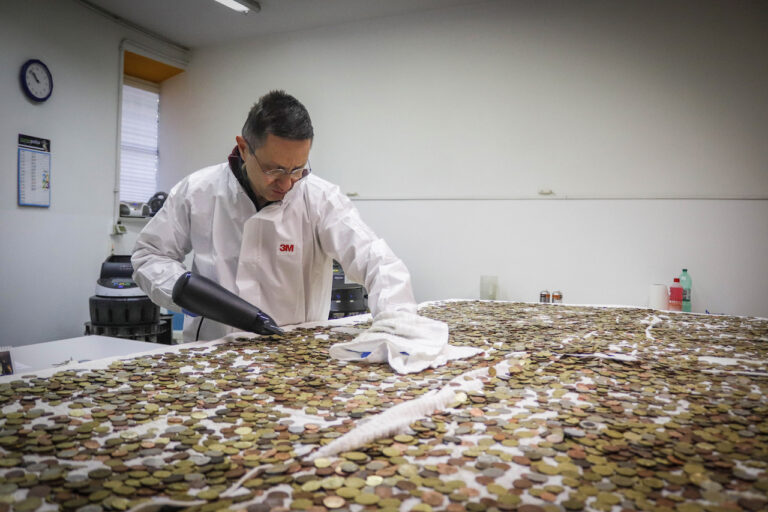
21, 59, 53, 102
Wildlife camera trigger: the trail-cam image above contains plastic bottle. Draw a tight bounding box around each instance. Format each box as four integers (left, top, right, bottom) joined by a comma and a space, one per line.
668, 278, 683, 311
679, 269, 692, 312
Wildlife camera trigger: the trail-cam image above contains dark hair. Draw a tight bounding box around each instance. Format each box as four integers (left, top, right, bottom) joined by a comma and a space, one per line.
241, 90, 314, 151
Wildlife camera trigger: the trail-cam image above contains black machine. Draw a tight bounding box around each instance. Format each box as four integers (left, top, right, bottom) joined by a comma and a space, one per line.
117, 191, 167, 218
86, 255, 172, 343
147, 191, 168, 216
329, 260, 368, 319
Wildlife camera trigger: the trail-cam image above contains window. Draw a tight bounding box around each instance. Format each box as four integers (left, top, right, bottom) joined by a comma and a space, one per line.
120, 77, 159, 203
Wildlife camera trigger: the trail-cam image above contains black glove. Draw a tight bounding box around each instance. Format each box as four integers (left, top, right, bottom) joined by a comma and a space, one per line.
172, 272, 283, 335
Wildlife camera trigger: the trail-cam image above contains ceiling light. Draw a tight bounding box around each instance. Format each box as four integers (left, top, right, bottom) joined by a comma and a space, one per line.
213, 0, 261, 14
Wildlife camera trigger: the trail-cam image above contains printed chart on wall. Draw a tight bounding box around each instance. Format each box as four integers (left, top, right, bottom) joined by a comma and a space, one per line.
17, 133, 51, 207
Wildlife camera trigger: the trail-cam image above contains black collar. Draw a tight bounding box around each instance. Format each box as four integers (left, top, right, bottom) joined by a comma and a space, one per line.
228, 146, 273, 210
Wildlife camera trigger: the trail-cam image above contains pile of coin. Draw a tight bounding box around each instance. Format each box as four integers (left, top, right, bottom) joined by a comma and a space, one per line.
0, 301, 766, 511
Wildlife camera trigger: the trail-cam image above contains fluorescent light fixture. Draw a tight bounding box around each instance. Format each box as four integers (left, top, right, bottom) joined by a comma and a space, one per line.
213, 0, 261, 14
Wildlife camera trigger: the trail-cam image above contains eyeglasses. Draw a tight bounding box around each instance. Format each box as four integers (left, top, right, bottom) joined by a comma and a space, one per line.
251, 151, 311, 180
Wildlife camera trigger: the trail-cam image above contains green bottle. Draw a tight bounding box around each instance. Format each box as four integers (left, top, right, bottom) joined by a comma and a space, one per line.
679, 269, 692, 312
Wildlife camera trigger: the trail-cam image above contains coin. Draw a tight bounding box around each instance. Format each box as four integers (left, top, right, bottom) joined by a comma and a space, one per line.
323, 496, 345, 509
313, 458, 331, 469
13, 498, 43, 512
354, 493, 380, 505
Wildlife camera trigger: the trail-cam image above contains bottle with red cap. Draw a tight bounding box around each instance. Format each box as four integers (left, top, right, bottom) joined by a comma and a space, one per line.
668, 278, 683, 311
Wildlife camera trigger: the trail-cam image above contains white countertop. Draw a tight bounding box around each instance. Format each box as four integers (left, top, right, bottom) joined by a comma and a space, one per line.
6, 335, 163, 375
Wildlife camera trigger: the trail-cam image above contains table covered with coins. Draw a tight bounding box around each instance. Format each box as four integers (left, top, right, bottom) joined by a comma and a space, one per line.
1, 301, 767, 512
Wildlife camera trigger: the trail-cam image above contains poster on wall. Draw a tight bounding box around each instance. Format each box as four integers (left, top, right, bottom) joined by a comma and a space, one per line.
18, 133, 51, 208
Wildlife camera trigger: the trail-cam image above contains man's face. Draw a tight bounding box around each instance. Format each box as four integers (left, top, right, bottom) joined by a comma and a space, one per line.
236, 133, 312, 203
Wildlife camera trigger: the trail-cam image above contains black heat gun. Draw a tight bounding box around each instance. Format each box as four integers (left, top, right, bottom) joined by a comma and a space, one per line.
172, 272, 283, 336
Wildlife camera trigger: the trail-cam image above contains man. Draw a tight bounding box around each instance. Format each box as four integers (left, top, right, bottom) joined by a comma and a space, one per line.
132, 91, 416, 341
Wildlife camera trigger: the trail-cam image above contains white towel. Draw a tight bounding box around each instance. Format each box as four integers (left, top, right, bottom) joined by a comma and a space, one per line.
328, 311, 483, 374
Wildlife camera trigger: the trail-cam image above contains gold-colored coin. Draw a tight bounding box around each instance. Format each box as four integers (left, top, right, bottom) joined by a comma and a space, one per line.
342, 451, 368, 461
336, 487, 360, 499
197, 490, 220, 500
355, 493, 380, 505
314, 457, 331, 468
290, 498, 313, 510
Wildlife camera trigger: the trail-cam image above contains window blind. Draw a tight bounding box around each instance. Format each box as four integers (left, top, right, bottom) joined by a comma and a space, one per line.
120, 80, 159, 203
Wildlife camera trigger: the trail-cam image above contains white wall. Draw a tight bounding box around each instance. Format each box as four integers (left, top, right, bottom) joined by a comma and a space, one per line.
159, 0, 768, 199
354, 199, 768, 316
159, 0, 768, 317
0, 0, 184, 346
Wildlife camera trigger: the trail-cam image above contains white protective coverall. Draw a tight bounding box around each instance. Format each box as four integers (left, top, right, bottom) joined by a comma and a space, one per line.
132, 160, 417, 341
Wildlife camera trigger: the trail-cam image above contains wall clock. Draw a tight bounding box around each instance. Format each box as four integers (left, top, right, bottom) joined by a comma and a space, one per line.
20, 59, 53, 103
